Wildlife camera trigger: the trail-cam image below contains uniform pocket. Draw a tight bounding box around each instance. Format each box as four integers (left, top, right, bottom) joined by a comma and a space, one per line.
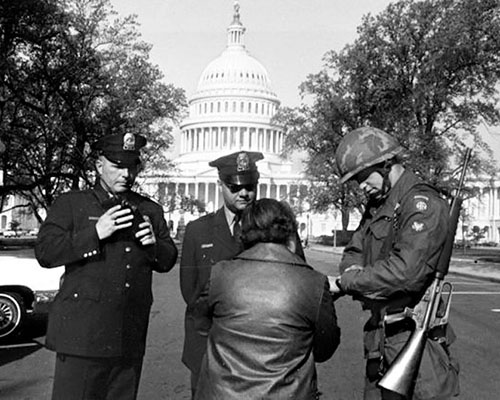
60, 281, 101, 302
369, 217, 391, 240
414, 338, 460, 399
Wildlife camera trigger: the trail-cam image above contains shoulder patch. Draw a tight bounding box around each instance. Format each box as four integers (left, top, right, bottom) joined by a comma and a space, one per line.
415, 201, 428, 212
411, 221, 425, 232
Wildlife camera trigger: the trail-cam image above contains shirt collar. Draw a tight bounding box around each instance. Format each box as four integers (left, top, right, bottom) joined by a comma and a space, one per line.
223, 204, 238, 227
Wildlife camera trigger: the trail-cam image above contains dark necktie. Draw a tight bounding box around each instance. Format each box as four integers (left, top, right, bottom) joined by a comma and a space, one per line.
233, 214, 241, 241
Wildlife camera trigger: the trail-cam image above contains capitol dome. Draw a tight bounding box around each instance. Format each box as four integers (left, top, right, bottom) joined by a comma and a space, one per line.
179, 2, 284, 163
193, 18, 278, 101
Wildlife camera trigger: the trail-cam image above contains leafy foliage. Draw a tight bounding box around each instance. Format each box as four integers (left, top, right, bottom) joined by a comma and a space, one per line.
0, 0, 186, 221
276, 0, 500, 228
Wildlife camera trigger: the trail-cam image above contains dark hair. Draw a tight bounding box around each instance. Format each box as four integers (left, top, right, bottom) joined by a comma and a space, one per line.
240, 199, 298, 249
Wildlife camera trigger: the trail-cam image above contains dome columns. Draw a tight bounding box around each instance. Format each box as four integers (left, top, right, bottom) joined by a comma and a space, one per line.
181, 125, 284, 154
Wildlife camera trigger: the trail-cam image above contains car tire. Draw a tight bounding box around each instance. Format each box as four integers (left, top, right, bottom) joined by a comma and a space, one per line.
0, 292, 25, 339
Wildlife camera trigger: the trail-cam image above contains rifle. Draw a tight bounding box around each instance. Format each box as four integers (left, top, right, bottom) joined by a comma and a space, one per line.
378, 147, 472, 398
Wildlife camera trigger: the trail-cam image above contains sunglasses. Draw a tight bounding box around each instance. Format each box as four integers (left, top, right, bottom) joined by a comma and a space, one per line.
224, 183, 257, 193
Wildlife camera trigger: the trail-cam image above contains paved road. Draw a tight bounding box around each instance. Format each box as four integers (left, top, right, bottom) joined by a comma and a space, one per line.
1, 248, 500, 399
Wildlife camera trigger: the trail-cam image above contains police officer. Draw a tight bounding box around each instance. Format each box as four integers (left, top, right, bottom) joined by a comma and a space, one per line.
180, 151, 305, 397
329, 127, 459, 400
35, 133, 178, 400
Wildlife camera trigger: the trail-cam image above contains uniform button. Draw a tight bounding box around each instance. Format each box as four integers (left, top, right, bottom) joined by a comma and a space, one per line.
73, 293, 79, 298
126, 264, 131, 270
125, 246, 131, 253
125, 283, 130, 288
93, 250, 97, 255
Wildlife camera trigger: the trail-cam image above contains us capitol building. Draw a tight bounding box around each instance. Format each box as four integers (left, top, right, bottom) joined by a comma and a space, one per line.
141, 3, 339, 239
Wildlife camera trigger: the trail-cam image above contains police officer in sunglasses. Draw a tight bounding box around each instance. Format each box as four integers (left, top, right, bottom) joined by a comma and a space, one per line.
179, 151, 305, 398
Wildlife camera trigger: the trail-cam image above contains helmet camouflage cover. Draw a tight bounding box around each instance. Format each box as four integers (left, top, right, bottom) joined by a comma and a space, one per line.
335, 127, 403, 183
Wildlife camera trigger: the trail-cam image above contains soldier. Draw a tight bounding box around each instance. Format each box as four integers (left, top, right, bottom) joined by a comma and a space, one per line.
35, 133, 178, 400
180, 150, 304, 397
329, 127, 459, 400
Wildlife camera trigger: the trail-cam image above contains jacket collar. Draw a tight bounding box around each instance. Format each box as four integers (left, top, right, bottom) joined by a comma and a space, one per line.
92, 183, 113, 204
374, 169, 422, 217
235, 242, 310, 269
386, 169, 422, 204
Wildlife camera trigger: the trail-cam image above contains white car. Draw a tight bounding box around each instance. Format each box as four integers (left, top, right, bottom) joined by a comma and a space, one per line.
2, 230, 17, 238
0, 248, 64, 340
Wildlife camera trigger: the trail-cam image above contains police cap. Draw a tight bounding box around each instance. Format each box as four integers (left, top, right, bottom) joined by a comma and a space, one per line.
92, 133, 146, 167
209, 151, 263, 185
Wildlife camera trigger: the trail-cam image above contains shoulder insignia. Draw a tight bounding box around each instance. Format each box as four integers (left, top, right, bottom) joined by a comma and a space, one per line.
201, 243, 214, 249
415, 201, 428, 212
412, 221, 425, 232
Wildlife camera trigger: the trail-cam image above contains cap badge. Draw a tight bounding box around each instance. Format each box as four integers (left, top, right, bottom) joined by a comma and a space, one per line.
123, 133, 136, 151
236, 152, 250, 172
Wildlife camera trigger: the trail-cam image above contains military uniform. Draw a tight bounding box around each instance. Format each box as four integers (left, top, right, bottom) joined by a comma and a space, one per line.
334, 126, 460, 400
339, 170, 459, 399
35, 133, 178, 400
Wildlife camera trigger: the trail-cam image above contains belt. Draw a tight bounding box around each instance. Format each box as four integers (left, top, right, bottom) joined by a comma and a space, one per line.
384, 317, 414, 337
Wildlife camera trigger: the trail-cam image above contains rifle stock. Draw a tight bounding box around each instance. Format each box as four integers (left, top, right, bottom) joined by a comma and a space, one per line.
378, 148, 471, 398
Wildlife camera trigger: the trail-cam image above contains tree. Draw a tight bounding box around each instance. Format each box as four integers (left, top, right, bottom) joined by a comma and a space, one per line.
468, 225, 487, 245
9, 219, 20, 234
0, 0, 186, 222
277, 0, 500, 229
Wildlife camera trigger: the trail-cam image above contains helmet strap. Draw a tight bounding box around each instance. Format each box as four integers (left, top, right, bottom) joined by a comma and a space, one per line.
380, 158, 396, 197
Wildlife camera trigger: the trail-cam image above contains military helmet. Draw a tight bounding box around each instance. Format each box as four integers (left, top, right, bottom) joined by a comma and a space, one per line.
335, 127, 403, 184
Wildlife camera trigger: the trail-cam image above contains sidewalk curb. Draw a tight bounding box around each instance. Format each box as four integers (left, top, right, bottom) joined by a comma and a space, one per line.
448, 270, 500, 284
307, 246, 500, 284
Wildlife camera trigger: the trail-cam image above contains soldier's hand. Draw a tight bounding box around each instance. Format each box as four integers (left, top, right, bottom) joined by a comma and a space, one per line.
135, 215, 157, 246
344, 264, 364, 273
95, 205, 133, 240
328, 275, 343, 294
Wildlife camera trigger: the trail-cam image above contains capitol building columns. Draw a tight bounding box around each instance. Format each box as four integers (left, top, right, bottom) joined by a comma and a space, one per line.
180, 126, 284, 154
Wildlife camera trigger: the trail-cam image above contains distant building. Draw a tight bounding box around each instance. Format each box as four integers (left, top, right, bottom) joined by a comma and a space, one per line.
461, 178, 500, 243
0, 173, 40, 234
141, 2, 342, 240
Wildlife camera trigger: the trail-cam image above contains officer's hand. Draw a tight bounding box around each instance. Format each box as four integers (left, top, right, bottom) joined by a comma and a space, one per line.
95, 205, 133, 240
135, 215, 157, 246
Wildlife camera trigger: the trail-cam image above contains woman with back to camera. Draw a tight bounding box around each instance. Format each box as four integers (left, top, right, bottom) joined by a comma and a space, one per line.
193, 198, 341, 399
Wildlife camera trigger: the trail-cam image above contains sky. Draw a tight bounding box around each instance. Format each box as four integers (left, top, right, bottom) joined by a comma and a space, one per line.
108, 0, 500, 163
108, 0, 393, 107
